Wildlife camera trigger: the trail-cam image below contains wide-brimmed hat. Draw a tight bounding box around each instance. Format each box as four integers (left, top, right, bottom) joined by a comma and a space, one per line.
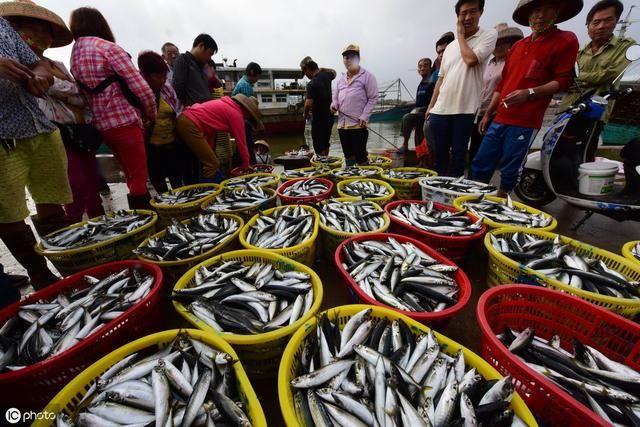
342, 43, 360, 56
300, 56, 314, 70
0, 0, 72, 48
495, 22, 524, 42
232, 93, 263, 130
513, 0, 583, 27
255, 140, 270, 150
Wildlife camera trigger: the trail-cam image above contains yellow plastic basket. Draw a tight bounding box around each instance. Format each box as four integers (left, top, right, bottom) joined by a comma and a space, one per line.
453, 195, 558, 231
336, 178, 396, 207
200, 187, 278, 221
484, 227, 640, 318
278, 304, 538, 427
134, 213, 244, 283
331, 165, 384, 183
381, 167, 438, 200
34, 210, 157, 276
150, 183, 222, 226
34, 329, 267, 427
221, 172, 280, 190
368, 155, 393, 169
173, 250, 323, 378
238, 205, 319, 266
622, 240, 640, 267
310, 156, 343, 169
279, 166, 333, 183
317, 198, 390, 260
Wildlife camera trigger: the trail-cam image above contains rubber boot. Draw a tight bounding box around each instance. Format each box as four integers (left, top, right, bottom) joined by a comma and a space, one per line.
127, 193, 152, 211
30, 211, 71, 237
1, 224, 59, 289
345, 158, 356, 167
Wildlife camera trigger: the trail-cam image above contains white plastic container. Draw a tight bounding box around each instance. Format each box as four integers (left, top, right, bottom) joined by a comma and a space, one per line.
419, 176, 497, 206
578, 161, 618, 195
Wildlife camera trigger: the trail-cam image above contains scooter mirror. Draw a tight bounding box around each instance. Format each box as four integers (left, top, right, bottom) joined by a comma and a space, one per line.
626, 44, 640, 62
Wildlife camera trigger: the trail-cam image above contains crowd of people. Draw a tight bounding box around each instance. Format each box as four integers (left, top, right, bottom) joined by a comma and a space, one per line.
0, 0, 636, 294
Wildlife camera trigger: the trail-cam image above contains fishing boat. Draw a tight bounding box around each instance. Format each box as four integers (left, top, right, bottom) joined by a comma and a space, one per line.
370, 78, 415, 123
218, 66, 306, 134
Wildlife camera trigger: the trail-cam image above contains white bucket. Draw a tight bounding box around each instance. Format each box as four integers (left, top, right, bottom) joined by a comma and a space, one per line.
578, 162, 618, 195
384, 150, 405, 168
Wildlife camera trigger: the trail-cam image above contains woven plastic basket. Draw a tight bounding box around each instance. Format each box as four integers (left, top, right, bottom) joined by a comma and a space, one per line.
336, 178, 396, 207
173, 250, 323, 378
231, 164, 274, 176
310, 156, 343, 169
484, 227, 640, 318
381, 167, 438, 200
278, 304, 538, 427
35, 210, 157, 276
368, 155, 393, 169
279, 166, 333, 183
419, 176, 497, 206
331, 165, 384, 182
34, 329, 267, 427
150, 183, 221, 226
221, 172, 280, 190
201, 187, 277, 221
276, 177, 334, 206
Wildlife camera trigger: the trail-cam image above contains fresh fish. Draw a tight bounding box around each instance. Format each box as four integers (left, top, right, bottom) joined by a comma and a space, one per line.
332, 167, 380, 179
232, 164, 273, 175
281, 167, 331, 179
632, 242, 640, 261
382, 169, 432, 180
461, 195, 553, 228
203, 187, 273, 212
135, 213, 240, 261
40, 211, 154, 250
421, 176, 496, 194
281, 178, 330, 198
318, 199, 386, 234
153, 187, 218, 206
224, 174, 276, 189
245, 205, 315, 249
389, 201, 484, 236
312, 155, 342, 166
368, 156, 390, 166
340, 180, 391, 199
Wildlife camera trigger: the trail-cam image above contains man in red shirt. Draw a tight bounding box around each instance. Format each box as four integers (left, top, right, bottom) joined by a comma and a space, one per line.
471, 0, 582, 197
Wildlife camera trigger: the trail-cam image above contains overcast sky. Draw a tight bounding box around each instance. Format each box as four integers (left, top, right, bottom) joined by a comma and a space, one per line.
38, 0, 640, 95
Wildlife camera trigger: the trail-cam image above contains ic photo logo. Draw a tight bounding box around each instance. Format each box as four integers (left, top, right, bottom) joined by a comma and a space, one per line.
5, 408, 56, 424
5, 408, 21, 424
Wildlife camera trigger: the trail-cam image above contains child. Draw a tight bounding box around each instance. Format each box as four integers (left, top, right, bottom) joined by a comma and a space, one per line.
255, 140, 272, 165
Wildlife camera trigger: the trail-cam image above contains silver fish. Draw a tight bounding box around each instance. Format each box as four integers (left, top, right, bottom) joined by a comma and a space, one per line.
318, 199, 386, 234
462, 195, 552, 228
203, 187, 273, 212
245, 205, 315, 249
153, 187, 218, 206
340, 180, 391, 199
333, 167, 380, 179
224, 174, 276, 189
421, 176, 496, 194
281, 178, 331, 198
390, 201, 483, 236
281, 167, 331, 179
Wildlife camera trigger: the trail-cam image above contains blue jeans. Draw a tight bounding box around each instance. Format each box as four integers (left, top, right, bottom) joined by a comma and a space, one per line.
428, 113, 474, 177
471, 122, 538, 192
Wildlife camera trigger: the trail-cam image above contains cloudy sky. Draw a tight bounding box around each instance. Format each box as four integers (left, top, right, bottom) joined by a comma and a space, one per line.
38, 0, 640, 95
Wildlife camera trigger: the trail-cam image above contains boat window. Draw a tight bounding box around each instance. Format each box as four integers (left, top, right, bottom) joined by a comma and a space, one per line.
275, 94, 288, 103
261, 94, 273, 103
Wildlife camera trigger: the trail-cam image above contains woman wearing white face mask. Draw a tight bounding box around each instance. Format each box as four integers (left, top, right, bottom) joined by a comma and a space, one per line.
330, 44, 378, 166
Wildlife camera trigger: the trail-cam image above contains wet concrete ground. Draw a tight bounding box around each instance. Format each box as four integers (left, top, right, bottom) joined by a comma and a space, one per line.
1, 159, 638, 424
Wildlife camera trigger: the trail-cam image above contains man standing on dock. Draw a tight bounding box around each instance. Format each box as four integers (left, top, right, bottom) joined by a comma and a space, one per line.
301, 56, 336, 156
401, 57, 432, 155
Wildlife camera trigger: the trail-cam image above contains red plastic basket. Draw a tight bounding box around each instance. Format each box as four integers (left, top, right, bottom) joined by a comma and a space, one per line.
0, 260, 163, 411
334, 233, 471, 328
231, 164, 274, 177
276, 177, 334, 205
384, 200, 487, 262
476, 284, 640, 427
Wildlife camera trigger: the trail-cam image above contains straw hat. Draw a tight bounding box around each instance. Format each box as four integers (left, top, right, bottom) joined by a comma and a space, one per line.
254, 140, 270, 150
495, 22, 524, 43
0, 0, 72, 48
342, 43, 360, 55
232, 93, 263, 129
512, 0, 583, 27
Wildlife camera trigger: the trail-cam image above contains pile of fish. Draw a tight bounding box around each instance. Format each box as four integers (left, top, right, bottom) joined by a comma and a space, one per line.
244, 206, 316, 249
631, 242, 640, 261
461, 196, 553, 228
390, 201, 484, 236
134, 213, 240, 261
281, 179, 331, 198
289, 307, 524, 427
383, 169, 432, 180
422, 176, 496, 194
340, 237, 461, 312
233, 164, 273, 175
281, 167, 330, 180
333, 167, 380, 179
203, 187, 272, 212
368, 156, 390, 165
40, 211, 154, 250
313, 155, 342, 166
173, 260, 314, 334
58, 332, 253, 427
490, 232, 640, 299
224, 175, 275, 189
0, 268, 155, 372
153, 187, 218, 206
340, 180, 392, 199
318, 200, 386, 234
500, 327, 640, 426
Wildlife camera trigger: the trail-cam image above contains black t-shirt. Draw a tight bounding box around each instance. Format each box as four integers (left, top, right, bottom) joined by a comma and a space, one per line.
307, 70, 334, 122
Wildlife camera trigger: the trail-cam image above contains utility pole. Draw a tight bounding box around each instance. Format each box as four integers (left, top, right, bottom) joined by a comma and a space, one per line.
618, 5, 638, 39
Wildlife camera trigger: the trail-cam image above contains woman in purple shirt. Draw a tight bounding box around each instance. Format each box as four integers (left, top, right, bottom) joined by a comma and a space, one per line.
330, 44, 378, 166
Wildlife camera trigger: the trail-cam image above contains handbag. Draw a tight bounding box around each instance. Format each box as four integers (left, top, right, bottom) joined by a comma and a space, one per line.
53, 121, 103, 153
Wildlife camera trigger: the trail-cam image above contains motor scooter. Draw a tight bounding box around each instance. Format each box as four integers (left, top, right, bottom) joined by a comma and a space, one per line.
514, 45, 640, 230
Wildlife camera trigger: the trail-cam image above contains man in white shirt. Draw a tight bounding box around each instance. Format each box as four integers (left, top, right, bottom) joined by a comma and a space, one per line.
426, 0, 497, 177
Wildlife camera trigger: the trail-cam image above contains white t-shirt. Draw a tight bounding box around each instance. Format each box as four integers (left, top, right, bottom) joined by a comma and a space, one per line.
431, 27, 498, 115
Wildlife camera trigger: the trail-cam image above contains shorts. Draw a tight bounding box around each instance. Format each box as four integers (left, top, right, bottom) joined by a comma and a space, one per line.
338, 128, 369, 164
0, 129, 72, 223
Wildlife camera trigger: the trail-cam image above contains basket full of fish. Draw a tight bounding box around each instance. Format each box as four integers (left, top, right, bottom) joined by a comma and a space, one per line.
201, 187, 277, 220
231, 163, 275, 177
134, 212, 244, 280
485, 228, 640, 318
477, 284, 640, 427
279, 166, 333, 182
622, 240, 640, 266
239, 205, 319, 267
316, 198, 390, 260
221, 172, 280, 190
419, 176, 497, 206
335, 233, 472, 326
277, 178, 334, 205
331, 166, 384, 182
35, 329, 267, 427
336, 178, 396, 207
35, 210, 157, 276
172, 250, 323, 377
149, 183, 222, 225
368, 155, 393, 169
381, 167, 438, 200
0, 260, 163, 410
385, 200, 487, 262
453, 195, 557, 231
278, 304, 538, 427
310, 155, 343, 169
